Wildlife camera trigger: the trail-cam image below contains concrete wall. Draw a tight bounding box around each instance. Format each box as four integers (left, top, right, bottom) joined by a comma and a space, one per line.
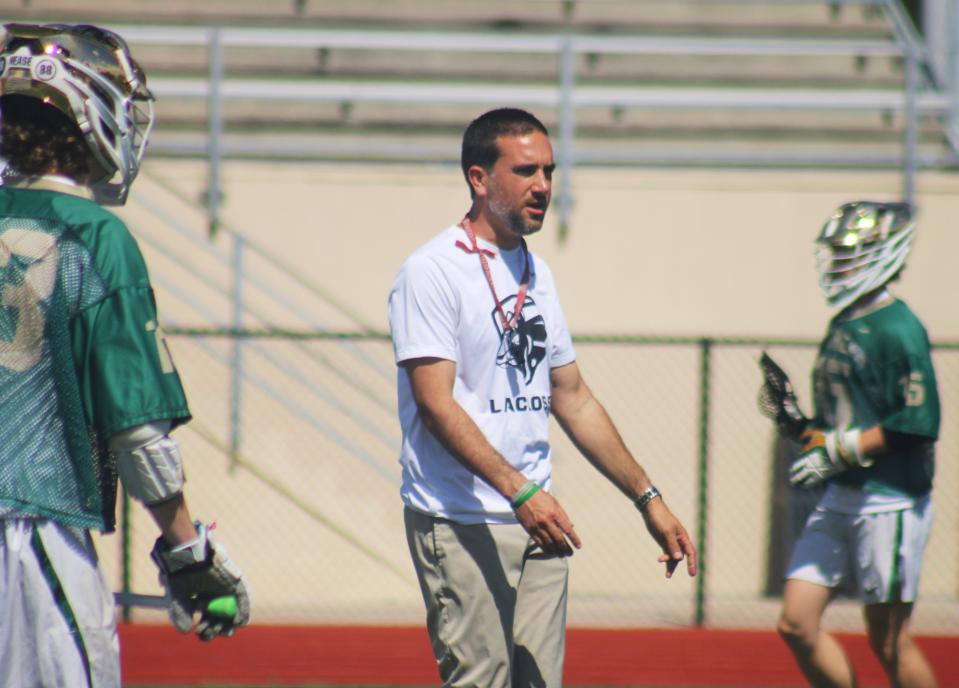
143, 159, 959, 341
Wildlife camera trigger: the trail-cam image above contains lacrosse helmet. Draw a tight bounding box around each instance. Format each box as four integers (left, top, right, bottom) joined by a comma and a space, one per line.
0, 23, 155, 204
815, 200, 915, 310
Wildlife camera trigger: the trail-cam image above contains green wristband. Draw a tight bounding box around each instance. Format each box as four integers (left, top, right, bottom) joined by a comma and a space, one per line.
511, 481, 540, 509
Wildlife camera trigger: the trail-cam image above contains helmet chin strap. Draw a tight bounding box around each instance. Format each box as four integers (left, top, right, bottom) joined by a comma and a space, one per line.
91, 182, 131, 206
839, 287, 891, 314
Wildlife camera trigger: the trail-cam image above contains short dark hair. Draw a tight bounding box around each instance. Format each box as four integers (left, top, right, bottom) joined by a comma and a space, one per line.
460, 108, 549, 198
0, 95, 92, 180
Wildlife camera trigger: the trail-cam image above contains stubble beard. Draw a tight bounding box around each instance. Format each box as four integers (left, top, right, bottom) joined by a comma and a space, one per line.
489, 196, 542, 237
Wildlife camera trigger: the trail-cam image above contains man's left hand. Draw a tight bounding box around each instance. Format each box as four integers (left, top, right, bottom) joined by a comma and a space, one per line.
640, 499, 697, 578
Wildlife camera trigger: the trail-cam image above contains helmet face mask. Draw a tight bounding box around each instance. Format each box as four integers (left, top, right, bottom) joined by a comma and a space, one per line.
0, 23, 154, 204
815, 201, 915, 310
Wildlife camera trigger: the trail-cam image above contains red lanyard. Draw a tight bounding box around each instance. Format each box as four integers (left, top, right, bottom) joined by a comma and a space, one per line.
456, 216, 530, 331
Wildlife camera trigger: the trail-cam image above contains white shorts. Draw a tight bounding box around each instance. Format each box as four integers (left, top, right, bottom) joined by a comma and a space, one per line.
0, 518, 119, 688
785, 497, 933, 604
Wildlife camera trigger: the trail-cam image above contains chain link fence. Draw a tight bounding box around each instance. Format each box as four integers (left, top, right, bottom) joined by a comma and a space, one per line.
96, 332, 959, 634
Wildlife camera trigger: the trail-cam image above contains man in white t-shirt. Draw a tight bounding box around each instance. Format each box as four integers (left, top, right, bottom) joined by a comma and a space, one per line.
388, 107, 697, 687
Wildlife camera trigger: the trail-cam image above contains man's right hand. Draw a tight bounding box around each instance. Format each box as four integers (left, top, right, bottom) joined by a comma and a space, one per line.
514, 490, 582, 556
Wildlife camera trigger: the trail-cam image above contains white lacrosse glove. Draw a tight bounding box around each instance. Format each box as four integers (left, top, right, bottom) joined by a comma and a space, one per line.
789, 428, 871, 488
151, 522, 251, 641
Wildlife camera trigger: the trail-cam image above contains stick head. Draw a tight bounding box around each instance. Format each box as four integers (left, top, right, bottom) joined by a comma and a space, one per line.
758, 352, 809, 440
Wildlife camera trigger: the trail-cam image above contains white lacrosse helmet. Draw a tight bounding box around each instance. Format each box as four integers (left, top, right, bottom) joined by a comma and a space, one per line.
815, 200, 915, 310
0, 23, 155, 204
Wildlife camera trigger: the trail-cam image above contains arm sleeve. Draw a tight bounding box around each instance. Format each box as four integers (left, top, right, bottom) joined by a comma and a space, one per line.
388, 254, 460, 364
539, 261, 576, 368
76, 286, 191, 439
548, 300, 576, 369
860, 329, 939, 440
72, 224, 190, 439
877, 354, 939, 439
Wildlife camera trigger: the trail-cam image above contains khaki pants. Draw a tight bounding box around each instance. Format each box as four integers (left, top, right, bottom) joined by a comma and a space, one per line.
405, 507, 569, 688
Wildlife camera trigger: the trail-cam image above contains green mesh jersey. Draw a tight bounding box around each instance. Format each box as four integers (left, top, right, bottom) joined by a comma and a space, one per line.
0, 182, 190, 532
812, 296, 939, 497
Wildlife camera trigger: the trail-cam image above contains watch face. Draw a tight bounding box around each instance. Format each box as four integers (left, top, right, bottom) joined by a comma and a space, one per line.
635, 486, 660, 511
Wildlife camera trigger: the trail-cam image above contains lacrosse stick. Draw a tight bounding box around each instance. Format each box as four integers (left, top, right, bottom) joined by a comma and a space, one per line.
758, 351, 809, 441
114, 592, 167, 608
114, 591, 239, 618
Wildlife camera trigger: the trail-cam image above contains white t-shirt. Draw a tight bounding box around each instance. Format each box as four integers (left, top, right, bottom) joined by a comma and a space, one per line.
388, 224, 576, 524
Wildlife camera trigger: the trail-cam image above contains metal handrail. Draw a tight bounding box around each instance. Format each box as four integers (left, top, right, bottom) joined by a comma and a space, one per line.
148, 77, 950, 111
116, 25, 905, 57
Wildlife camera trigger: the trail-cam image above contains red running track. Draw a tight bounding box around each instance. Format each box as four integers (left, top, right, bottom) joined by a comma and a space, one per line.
120, 624, 959, 686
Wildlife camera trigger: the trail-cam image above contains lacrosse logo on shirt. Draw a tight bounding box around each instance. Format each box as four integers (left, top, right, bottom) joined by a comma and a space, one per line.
492, 294, 547, 384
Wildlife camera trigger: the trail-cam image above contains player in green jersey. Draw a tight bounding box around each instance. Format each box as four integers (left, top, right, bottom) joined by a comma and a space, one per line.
777, 201, 939, 688
0, 24, 250, 687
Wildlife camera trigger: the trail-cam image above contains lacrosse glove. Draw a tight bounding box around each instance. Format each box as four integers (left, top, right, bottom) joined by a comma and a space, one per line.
151, 522, 251, 641
789, 428, 872, 488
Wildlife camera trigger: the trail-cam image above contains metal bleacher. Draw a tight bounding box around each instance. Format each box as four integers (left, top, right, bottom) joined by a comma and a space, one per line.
7, 0, 956, 234
6, 0, 956, 167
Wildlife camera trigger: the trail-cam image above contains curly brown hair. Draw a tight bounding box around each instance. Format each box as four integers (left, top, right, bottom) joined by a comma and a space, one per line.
1, 95, 92, 180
